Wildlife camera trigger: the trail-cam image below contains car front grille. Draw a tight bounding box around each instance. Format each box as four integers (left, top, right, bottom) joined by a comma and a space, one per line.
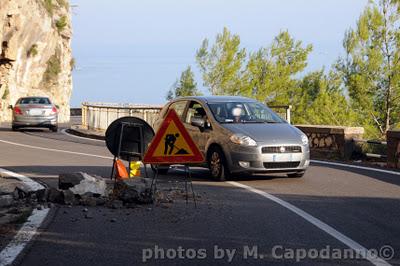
263, 162, 300, 169
262, 146, 302, 154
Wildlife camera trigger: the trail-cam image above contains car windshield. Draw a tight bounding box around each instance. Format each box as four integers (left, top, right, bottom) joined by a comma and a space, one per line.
208, 101, 285, 124
18, 97, 51, 105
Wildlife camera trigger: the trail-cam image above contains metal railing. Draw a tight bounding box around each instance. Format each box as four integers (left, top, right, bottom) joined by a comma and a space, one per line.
81, 102, 162, 131
353, 138, 387, 159
81, 102, 292, 131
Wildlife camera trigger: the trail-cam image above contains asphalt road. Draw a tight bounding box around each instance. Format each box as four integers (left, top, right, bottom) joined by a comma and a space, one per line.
0, 122, 399, 265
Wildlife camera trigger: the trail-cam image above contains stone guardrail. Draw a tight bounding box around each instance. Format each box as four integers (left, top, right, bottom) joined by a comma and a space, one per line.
81, 102, 163, 131
296, 125, 365, 160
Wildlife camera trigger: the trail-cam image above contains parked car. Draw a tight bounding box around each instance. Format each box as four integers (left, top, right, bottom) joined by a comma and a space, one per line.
153, 96, 310, 180
9, 96, 59, 132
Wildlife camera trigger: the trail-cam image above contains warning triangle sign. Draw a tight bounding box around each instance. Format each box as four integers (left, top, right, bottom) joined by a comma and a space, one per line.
143, 109, 205, 164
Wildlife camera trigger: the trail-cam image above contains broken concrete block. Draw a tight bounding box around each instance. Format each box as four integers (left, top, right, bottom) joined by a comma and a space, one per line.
80, 195, 97, 207
63, 189, 76, 205
0, 195, 14, 207
47, 187, 63, 203
69, 173, 106, 196
113, 178, 152, 204
59, 172, 85, 190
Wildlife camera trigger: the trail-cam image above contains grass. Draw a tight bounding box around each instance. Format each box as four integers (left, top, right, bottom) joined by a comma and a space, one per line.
56, 16, 68, 32
42, 53, 61, 84
43, 0, 54, 15
43, 0, 69, 16
1, 87, 9, 100
27, 44, 38, 57
70, 57, 76, 70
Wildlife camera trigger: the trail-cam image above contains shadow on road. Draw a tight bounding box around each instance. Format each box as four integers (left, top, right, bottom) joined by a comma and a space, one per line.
311, 161, 400, 187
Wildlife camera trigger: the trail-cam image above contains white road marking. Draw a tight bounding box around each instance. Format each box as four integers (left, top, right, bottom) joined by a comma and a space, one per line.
227, 181, 392, 266
60, 128, 104, 142
0, 139, 113, 160
0, 208, 49, 266
0, 168, 45, 192
311, 159, 400, 176
0, 169, 50, 266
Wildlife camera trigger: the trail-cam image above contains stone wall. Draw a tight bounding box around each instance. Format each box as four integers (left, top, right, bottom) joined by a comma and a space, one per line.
296, 125, 364, 160
0, 0, 72, 122
387, 130, 400, 169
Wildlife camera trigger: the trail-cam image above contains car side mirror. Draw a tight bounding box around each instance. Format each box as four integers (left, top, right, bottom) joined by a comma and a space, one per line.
191, 117, 205, 128
8, 105, 13, 109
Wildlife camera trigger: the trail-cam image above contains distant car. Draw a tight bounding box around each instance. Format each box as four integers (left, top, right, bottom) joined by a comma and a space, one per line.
154, 96, 310, 180
9, 97, 59, 132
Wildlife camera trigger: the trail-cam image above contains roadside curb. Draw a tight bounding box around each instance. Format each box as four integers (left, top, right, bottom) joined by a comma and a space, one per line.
66, 126, 105, 141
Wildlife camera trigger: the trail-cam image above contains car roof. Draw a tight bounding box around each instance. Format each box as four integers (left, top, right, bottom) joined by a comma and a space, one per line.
173, 96, 257, 104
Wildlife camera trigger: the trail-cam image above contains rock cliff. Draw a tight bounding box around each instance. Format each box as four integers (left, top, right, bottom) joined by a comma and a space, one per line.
0, 0, 72, 122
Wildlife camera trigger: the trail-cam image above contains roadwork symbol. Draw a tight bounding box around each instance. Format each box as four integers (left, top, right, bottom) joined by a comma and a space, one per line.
143, 109, 204, 164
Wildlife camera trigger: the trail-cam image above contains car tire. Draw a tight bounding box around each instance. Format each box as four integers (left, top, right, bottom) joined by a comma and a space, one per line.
11, 126, 18, 131
50, 126, 58, 132
207, 146, 230, 181
287, 171, 305, 178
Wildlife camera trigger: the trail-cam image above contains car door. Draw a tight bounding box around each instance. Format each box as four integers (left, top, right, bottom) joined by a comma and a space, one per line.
182, 101, 211, 155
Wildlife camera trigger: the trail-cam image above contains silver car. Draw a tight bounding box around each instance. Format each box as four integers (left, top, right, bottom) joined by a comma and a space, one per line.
9, 97, 59, 132
154, 96, 310, 180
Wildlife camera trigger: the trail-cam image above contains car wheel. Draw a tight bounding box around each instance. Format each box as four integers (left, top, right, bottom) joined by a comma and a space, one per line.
287, 171, 305, 178
207, 146, 230, 181
11, 126, 18, 131
50, 126, 58, 132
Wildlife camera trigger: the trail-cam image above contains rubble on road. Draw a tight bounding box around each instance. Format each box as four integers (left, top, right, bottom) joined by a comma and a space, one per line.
60, 172, 107, 196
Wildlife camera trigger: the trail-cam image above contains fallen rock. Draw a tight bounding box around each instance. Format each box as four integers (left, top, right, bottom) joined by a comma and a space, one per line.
113, 178, 152, 204
47, 188, 63, 203
0, 195, 14, 207
68, 173, 107, 197
63, 190, 76, 205
80, 195, 97, 207
59, 172, 86, 190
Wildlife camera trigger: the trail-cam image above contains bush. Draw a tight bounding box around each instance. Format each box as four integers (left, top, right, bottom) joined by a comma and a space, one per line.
56, 16, 68, 32
27, 44, 38, 57
43, 0, 54, 15
43, 54, 61, 84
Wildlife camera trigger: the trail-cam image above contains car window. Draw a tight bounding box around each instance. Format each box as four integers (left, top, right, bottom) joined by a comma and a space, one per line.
208, 101, 285, 123
185, 101, 207, 124
19, 97, 51, 105
168, 101, 187, 120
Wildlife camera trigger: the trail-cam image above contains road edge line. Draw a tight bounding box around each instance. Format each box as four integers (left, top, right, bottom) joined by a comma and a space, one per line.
0, 139, 113, 160
227, 181, 392, 266
61, 128, 104, 142
311, 159, 400, 176
0, 169, 50, 266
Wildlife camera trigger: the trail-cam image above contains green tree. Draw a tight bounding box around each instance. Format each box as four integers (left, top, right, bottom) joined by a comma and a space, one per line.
196, 27, 246, 95
293, 70, 358, 126
241, 31, 313, 105
166, 66, 202, 100
337, 0, 400, 136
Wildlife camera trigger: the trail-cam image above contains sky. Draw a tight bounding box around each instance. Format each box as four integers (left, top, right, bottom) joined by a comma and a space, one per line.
71, 0, 369, 107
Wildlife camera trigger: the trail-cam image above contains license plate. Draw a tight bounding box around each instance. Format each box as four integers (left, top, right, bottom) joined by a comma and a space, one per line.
272, 153, 293, 162
29, 109, 43, 116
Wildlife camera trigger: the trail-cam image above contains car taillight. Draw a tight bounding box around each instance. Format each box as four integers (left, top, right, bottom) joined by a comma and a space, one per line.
51, 106, 57, 114
14, 107, 23, 115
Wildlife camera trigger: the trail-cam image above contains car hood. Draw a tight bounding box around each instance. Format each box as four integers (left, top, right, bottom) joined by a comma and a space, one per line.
222, 123, 302, 142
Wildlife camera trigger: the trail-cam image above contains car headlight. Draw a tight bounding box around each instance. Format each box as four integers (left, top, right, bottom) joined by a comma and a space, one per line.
230, 134, 257, 146
301, 134, 309, 145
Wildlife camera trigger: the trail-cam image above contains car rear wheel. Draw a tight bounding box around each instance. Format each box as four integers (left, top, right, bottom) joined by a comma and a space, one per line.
50, 126, 58, 132
207, 147, 230, 181
287, 171, 305, 178
11, 126, 19, 131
